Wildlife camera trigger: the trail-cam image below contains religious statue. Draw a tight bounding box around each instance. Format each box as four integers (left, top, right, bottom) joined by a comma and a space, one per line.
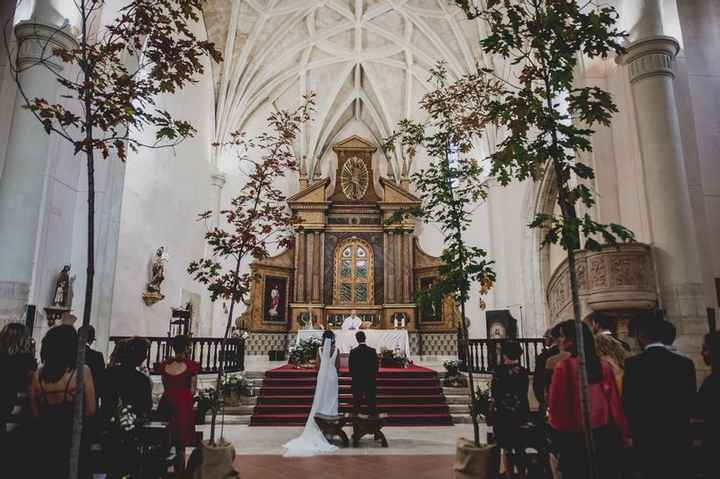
52, 265, 71, 307
45, 265, 73, 326
142, 247, 167, 306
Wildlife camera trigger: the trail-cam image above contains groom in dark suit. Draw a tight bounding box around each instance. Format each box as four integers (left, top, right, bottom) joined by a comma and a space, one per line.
349, 331, 379, 416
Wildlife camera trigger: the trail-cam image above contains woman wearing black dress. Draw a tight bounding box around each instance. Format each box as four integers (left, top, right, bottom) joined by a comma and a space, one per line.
491, 340, 530, 477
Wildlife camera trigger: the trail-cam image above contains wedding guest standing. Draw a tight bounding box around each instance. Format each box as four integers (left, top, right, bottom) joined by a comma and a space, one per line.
549, 321, 629, 479
103, 337, 153, 478
590, 312, 628, 391
491, 341, 530, 476
0, 323, 36, 426
103, 337, 152, 420
160, 335, 199, 475
698, 331, 720, 477
79, 324, 105, 404
0, 322, 36, 467
30, 325, 96, 478
532, 326, 559, 411
623, 318, 696, 479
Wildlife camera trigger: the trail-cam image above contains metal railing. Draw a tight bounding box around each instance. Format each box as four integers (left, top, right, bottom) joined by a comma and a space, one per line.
108, 336, 245, 374
459, 337, 546, 374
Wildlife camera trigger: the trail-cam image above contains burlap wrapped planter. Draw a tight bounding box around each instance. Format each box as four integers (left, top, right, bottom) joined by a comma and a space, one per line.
453, 438, 498, 479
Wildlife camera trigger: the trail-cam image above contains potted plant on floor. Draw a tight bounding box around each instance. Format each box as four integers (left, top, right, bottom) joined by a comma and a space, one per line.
187, 96, 315, 477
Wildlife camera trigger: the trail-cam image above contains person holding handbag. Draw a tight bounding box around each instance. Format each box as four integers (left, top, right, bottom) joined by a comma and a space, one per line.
548, 320, 630, 479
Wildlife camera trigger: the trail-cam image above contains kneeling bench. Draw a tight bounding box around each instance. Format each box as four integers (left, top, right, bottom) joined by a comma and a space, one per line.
314, 413, 350, 447
351, 413, 388, 448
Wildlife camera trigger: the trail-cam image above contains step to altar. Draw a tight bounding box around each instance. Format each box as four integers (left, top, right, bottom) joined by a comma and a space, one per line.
244, 364, 464, 427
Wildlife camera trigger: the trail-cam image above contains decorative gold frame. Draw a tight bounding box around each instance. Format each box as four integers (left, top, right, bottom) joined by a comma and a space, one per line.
332, 237, 374, 305
340, 156, 369, 200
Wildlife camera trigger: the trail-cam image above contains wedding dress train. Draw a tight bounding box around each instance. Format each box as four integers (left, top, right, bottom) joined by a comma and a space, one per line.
282, 338, 339, 457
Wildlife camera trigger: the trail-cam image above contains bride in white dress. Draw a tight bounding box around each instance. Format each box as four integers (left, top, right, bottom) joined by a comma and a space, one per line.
283, 330, 340, 457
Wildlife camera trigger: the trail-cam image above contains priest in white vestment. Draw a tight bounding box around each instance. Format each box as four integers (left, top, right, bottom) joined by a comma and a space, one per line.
341, 309, 363, 330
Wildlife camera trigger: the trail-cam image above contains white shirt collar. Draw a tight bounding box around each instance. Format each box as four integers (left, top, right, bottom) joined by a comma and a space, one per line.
645, 342, 666, 350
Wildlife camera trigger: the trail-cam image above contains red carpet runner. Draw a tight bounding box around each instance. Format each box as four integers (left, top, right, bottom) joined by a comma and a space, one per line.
249, 364, 453, 427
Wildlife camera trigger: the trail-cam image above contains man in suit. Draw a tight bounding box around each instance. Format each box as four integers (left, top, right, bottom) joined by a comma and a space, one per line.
80, 324, 106, 404
349, 331, 378, 416
532, 327, 558, 411
623, 317, 697, 479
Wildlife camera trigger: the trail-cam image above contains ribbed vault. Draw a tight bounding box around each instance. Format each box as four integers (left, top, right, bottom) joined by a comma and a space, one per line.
203, 0, 493, 179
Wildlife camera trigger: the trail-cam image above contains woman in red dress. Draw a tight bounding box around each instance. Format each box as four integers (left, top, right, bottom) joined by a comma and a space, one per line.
160, 335, 200, 474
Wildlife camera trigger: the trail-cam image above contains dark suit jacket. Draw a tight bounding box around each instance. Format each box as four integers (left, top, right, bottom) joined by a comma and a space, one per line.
349, 344, 378, 387
102, 365, 153, 421
623, 346, 696, 449
85, 346, 106, 399
532, 345, 558, 405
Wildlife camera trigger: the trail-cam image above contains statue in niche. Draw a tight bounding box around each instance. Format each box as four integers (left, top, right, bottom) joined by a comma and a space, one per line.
143, 247, 167, 306
52, 265, 72, 307
45, 265, 73, 326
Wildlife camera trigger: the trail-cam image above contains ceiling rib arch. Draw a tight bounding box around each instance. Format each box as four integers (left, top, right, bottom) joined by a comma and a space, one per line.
205, 0, 491, 177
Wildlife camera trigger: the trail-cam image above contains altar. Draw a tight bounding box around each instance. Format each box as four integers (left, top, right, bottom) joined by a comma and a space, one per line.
296, 329, 411, 355
242, 135, 459, 358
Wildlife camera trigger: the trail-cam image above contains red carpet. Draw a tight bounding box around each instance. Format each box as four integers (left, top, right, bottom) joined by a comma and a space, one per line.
249, 364, 453, 427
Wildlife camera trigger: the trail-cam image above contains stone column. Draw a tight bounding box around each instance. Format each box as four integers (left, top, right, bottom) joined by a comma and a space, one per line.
0, 22, 76, 324
207, 173, 226, 334
311, 231, 321, 302
386, 231, 395, 302
622, 3, 707, 363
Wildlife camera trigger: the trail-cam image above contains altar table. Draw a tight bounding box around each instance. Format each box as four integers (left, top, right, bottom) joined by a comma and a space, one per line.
295, 329, 411, 355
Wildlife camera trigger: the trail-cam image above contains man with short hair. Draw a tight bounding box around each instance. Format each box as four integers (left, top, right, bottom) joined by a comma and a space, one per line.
623, 317, 696, 479
348, 331, 378, 416
79, 324, 106, 403
532, 327, 558, 410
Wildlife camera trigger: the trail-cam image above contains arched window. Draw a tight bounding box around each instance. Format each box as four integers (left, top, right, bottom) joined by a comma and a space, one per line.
334, 239, 374, 304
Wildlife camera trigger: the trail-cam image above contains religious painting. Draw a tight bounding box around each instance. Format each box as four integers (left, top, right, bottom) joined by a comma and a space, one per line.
418, 276, 442, 322
263, 276, 287, 323
485, 309, 518, 339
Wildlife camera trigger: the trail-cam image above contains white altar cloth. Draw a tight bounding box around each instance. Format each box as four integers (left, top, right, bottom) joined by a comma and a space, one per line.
295, 329, 411, 355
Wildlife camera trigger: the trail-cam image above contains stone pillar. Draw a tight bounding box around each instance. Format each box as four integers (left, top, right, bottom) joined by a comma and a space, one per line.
386, 231, 395, 302
207, 173, 226, 334
0, 22, 76, 324
622, 3, 707, 364
311, 231, 321, 303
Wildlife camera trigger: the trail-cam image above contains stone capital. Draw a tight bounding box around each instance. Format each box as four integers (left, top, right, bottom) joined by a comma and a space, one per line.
14, 21, 77, 72
210, 173, 227, 189
620, 35, 680, 84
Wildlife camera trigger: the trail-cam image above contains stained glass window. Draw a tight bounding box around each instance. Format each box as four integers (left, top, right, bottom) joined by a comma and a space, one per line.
334, 240, 373, 305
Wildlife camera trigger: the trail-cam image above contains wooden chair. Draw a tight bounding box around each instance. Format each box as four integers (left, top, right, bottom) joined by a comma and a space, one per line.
314, 413, 350, 447
351, 413, 388, 448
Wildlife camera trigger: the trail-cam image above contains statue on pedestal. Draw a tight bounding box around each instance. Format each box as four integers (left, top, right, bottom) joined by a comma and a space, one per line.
45, 265, 73, 326
143, 247, 167, 306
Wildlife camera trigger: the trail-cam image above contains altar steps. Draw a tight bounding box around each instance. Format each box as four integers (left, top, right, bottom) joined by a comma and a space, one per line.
249, 364, 454, 427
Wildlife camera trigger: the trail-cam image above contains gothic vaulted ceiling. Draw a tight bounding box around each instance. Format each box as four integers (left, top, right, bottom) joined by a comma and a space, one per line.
203, 0, 490, 179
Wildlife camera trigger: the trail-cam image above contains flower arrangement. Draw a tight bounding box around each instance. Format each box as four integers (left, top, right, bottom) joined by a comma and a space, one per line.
222, 372, 252, 405
379, 347, 408, 368
289, 337, 322, 367
109, 402, 142, 445
194, 387, 218, 423
442, 359, 468, 387
472, 386, 491, 422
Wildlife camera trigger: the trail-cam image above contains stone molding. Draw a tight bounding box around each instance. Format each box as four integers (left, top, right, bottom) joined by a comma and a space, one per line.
546, 243, 657, 321
621, 35, 679, 84
14, 22, 77, 72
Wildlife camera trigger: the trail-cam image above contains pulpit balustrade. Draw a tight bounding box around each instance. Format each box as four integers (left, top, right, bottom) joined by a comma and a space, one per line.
459, 338, 546, 374
108, 336, 245, 374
